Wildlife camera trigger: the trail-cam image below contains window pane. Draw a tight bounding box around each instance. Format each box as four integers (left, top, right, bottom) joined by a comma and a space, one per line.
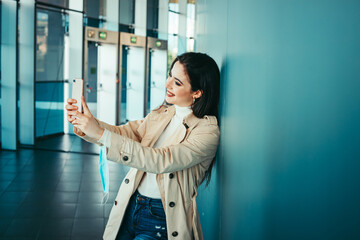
186, 2, 195, 38
36, 9, 65, 82
37, 0, 70, 9
168, 3, 179, 35
187, 38, 195, 52
169, 2, 179, 12
119, 0, 135, 25
35, 82, 64, 137
0, 1, 2, 144
167, 34, 178, 70
147, 0, 159, 38
35, 8, 66, 137
84, 0, 106, 20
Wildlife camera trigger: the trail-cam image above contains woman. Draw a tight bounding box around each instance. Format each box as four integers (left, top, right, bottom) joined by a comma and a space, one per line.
66, 52, 220, 240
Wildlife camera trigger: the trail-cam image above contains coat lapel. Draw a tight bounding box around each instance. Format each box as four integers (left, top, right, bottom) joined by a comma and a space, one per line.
163, 123, 187, 145
141, 106, 175, 147
167, 112, 201, 144
140, 105, 202, 147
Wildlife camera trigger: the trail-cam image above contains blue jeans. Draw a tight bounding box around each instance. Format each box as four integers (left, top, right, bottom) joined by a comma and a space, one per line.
116, 190, 168, 240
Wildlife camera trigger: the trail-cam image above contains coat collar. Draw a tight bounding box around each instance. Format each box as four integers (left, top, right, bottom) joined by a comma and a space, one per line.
163, 105, 202, 130
142, 105, 202, 147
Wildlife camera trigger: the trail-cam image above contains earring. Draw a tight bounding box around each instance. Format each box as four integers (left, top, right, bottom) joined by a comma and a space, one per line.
192, 98, 196, 104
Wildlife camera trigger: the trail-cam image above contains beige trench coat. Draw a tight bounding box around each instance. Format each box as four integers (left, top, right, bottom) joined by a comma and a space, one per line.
74, 105, 220, 240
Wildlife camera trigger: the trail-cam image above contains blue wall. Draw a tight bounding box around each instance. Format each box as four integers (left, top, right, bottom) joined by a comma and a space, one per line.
196, 0, 360, 239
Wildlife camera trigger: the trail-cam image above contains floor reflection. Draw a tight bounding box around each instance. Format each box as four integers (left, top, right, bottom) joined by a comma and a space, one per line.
0, 139, 129, 239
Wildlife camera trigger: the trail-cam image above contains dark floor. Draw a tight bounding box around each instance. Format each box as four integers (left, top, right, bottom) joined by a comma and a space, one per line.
0, 135, 130, 240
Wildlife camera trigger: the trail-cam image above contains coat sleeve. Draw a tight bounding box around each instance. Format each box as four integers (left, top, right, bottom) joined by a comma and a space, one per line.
105, 121, 220, 173
73, 117, 145, 145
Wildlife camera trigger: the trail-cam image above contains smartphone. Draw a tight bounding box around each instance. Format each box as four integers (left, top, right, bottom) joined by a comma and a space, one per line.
72, 78, 83, 114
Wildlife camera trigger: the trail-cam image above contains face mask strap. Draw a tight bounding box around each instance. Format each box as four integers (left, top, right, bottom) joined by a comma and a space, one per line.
101, 192, 109, 204
99, 145, 110, 204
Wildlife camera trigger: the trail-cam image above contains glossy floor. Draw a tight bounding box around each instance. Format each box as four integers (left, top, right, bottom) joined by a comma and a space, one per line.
33, 134, 99, 155
0, 136, 130, 240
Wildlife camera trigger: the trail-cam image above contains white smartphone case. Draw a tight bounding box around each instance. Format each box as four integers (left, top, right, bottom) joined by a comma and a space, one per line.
72, 78, 83, 114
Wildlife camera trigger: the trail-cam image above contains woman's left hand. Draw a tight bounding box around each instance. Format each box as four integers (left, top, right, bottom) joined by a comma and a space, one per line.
69, 96, 104, 140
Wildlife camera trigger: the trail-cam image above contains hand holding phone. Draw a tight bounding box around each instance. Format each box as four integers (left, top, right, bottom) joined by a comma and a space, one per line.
72, 78, 83, 114
66, 82, 104, 139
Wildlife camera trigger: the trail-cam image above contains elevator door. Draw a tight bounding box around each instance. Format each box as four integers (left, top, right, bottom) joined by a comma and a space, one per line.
86, 41, 98, 117
97, 43, 117, 125
124, 46, 146, 122
149, 49, 167, 112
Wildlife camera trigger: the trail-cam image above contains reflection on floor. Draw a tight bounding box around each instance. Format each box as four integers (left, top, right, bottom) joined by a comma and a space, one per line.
33, 134, 99, 155
0, 142, 130, 239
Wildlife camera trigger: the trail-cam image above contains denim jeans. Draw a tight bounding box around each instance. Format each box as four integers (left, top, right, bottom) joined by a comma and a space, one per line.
116, 190, 168, 240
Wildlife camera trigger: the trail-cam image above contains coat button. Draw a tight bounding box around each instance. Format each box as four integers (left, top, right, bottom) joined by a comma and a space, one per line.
169, 202, 175, 207
123, 156, 129, 161
172, 231, 178, 237
124, 178, 129, 184
114, 200, 118, 205
169, 173, 174, 179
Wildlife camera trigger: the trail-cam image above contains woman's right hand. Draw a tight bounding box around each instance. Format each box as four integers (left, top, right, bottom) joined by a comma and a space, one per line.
65, 98, 78, 124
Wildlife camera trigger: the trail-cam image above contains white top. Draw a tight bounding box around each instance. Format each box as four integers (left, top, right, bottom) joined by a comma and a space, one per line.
99, 104, 193, 198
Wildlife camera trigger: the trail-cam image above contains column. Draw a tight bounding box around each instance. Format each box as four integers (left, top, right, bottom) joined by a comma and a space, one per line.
104, 0, 119, 31
65, 0, 83, 134
18, 0, 35, 146
178, 0, 187, 54
135, 0, 147, 36
158, 0, 169, 40
2, 0, 18, 150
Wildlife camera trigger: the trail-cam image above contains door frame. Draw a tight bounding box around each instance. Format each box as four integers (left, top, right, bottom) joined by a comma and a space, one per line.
83, 26, 119, 122
118, 32, 146, 124
145, 37, 168, 115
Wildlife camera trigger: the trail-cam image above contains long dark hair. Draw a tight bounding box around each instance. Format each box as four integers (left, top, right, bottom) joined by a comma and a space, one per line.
169, 52, 220, 186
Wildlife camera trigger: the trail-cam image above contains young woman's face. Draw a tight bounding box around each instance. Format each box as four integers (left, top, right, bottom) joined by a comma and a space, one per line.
165, 61, 199, 107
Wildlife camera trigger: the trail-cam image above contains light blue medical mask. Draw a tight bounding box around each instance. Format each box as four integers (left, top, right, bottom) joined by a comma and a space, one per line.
99, 145, 110, 204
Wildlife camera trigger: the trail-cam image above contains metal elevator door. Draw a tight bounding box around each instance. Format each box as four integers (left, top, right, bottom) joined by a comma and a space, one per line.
148, 49, 167, 112
97, 43, 117, 125
120, 46, 146, 123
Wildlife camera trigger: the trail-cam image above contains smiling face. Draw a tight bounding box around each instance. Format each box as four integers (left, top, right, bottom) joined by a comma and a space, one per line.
165, 61, 202, 107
